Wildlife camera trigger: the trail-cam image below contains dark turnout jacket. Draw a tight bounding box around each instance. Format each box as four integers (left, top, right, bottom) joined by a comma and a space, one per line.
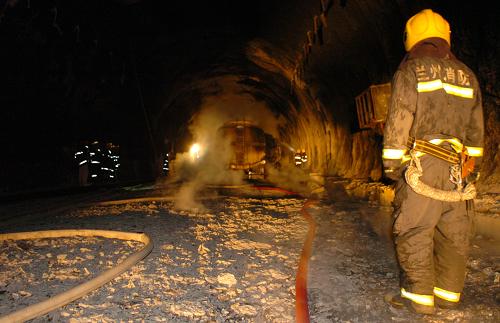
385, 39, 484, 302
383, 38, 484, 157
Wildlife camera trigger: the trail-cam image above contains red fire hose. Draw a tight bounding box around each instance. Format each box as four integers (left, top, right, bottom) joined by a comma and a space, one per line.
295, 199, 317, 323
253, 186, 317, 323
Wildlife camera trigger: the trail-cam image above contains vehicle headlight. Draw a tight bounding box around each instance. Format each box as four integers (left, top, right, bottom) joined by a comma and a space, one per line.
189, 143, 201, 160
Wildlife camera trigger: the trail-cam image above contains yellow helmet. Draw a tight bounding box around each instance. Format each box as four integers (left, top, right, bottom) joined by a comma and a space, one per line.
404, 9, 451, 51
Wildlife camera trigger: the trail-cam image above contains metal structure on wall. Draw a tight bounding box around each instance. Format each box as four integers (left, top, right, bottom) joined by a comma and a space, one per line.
355, 83, 391, 135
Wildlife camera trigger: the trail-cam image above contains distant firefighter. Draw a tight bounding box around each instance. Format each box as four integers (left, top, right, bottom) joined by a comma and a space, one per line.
383, 9, 484, 315
74, 141, 120, 186
294, 150, 308, 167
74, 144, 90, 186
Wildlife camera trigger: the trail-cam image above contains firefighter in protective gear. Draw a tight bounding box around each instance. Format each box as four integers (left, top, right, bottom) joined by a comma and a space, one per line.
75, 144, 90, 187
383, 9, 484, 315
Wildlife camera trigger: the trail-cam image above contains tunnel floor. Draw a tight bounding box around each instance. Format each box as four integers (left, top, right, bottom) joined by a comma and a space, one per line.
0, 184, 499, 322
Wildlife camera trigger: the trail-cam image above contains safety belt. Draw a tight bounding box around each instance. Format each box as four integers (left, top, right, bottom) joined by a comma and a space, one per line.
406, 137, 460, 164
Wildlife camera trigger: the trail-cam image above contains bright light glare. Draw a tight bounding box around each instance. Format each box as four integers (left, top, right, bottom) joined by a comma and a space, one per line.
190, 143, 201, 160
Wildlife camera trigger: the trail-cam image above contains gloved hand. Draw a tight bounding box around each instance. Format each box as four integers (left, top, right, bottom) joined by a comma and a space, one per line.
383, 159, 403, 181
465, 156, 482, 184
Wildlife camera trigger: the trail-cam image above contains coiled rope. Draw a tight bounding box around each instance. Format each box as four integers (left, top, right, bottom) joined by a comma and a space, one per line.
405, 151, 476, 202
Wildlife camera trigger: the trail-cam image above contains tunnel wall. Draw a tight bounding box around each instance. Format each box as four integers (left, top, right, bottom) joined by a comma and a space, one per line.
0, 0, 497, 194
246, 40, 383, 181
247, 1, 499, 189
286, 87, 383, 180
147, 0, 499, 189
241, 0, 402, 181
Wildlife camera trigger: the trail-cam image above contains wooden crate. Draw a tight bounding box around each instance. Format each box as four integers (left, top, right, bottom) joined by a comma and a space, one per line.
355, 83, 391, 132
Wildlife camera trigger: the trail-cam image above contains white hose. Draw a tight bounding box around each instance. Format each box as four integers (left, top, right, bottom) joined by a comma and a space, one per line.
96, 195, 221, 206
97, 196, 177, 206
0, 230, 153, 323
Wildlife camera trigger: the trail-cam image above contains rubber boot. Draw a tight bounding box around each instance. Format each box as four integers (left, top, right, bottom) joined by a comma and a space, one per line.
435, 297, 459, 309
385, 292, 435, 315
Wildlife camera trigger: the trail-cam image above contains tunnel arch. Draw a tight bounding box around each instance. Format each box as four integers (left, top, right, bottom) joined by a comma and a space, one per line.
148, 36, 384, 181
0, 0, 497, 191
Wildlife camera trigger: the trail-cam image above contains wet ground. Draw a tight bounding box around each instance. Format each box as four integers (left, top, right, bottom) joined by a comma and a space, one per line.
309, 201, 500, 323
0, 183, 499, 322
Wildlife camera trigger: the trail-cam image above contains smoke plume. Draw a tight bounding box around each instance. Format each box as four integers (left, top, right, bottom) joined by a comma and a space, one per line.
171, 76, 285, 210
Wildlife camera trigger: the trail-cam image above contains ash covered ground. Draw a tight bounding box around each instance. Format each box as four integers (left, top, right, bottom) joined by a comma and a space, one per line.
0, 183, 499, 322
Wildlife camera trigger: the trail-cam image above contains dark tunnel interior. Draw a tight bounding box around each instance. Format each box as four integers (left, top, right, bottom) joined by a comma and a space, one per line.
0, 0, 498, 194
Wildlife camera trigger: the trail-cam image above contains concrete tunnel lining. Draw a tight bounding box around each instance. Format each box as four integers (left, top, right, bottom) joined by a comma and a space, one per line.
0, 0, 497, 192
150, 36, 375, 182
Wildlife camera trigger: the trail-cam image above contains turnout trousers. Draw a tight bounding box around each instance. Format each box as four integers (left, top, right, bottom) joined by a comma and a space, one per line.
392, 155, 473, 307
